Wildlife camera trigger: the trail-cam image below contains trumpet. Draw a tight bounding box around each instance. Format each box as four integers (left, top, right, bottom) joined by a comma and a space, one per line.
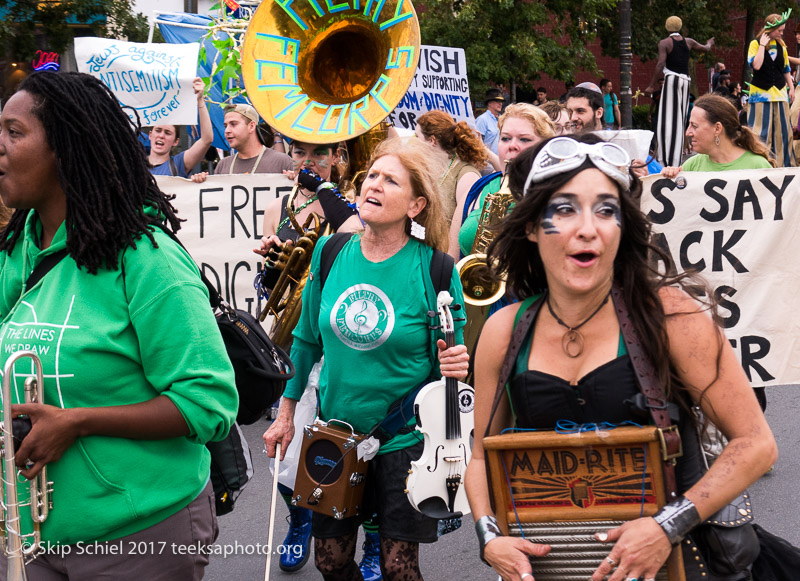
455, 166, 514, 306
1, 351, 53, 580
258, 185, 331, 350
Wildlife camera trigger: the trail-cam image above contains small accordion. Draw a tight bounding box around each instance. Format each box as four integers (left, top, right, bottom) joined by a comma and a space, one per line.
291, 419, 369, 520
483, 426, 685, 581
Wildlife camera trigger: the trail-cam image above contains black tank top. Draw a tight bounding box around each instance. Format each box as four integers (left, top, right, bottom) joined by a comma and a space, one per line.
276, 194, 330, 243
276, 194, 300, 243
665, 36, 690, 75
506, 300, 705, 493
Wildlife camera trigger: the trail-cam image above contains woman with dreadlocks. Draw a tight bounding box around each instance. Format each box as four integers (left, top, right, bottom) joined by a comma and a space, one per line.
0, 71, 237, 580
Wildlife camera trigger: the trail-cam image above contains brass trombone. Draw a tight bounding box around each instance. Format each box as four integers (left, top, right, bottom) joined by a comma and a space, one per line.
1, 351, 53, 580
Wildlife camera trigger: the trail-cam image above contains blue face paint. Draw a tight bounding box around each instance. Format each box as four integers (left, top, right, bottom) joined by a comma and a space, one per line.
541, 196, 575, 235
595, 198, 622, 228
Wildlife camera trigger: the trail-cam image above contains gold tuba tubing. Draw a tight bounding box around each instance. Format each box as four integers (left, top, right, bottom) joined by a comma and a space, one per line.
456, 168, 514, 306
1, 351, 53, 580
258, 185, 330, 350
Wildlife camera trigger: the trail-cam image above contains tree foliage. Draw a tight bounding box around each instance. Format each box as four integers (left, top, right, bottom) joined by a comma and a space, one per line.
416, 0, 617, 95
595, 0, 787, 63
0, 0, 156, 62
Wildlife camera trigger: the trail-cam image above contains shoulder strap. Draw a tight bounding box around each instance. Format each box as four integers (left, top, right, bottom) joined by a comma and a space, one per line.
461, 171, 501, 226
151, 224, 223, 311
611, 284, 680, 496
319, 232, 354, 291
25, 249, 68, 290
428, 248, 454, 297
168, 156, 178, 177
484, 295, 544, 440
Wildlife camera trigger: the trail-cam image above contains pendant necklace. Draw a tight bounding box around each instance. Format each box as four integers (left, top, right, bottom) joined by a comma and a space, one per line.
546, 291, 611, 358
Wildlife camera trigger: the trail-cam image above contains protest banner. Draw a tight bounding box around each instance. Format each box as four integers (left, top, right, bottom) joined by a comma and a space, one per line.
155, 174, 294, 318
75, 37, 200, 126
641, 168, 800, 386
386, 45, 473, 131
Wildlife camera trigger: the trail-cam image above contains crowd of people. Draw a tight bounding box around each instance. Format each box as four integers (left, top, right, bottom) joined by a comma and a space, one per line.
0, 9, 795, 581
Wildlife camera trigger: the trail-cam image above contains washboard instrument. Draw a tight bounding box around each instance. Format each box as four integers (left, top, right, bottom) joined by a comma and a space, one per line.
484, 426, 685, 581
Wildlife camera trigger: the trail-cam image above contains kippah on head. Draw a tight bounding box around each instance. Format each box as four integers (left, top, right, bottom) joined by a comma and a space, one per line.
665, 16, 682, 32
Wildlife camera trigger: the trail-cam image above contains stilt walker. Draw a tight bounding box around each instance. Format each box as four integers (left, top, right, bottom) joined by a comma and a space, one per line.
645, 16, 715, 167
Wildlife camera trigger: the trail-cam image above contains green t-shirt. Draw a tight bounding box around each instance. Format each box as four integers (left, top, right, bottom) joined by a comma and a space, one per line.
286, 235, 466, 454
682, 150, 772, 172
458, 173, 503, 256
0, 211, 237, 545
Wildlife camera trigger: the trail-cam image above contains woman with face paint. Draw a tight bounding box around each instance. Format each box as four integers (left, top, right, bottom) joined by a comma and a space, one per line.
464, 134, 776, 581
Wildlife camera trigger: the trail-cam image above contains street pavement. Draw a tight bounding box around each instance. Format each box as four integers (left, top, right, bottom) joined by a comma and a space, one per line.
205, 386, 799, 580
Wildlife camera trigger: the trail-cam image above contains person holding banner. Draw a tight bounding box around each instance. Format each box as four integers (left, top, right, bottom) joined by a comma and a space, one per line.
264, 138, 470, 581
148, 77, 213, 178
0, 71, 237, 580
415, 110, 487, 226
662, 94, 775, 177
464, 133, 777, 581
746, 11, 797, 167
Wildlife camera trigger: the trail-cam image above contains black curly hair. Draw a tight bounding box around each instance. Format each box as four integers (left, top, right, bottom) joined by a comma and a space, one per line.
0, 71, 181, 274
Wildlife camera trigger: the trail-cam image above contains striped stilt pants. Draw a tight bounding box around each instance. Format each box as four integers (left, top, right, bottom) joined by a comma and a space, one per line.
656, 72, 690, 167
748, 100, 797, 167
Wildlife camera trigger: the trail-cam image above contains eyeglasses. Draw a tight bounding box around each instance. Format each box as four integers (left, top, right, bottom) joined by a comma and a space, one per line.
554, 122, 577, 135
524, 137, 632, 193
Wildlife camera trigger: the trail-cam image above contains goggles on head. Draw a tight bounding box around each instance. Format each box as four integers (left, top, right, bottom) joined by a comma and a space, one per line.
524, 137, 632, 194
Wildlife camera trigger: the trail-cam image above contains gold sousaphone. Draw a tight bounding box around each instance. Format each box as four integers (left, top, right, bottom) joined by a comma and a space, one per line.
240, 0, 420, 145
243, 0, 420, 348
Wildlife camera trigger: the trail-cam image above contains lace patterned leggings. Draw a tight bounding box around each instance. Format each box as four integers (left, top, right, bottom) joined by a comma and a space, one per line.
314, 533, 422, 581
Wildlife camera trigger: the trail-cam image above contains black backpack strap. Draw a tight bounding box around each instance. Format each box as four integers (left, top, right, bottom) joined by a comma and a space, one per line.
319, 232, 353, 290
25, 249, 68, 291
150, 224, 223, 311
428, 248, 455, 297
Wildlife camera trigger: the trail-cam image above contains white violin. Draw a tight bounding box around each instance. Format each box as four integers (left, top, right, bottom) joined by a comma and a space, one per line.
406, 291, 474, 519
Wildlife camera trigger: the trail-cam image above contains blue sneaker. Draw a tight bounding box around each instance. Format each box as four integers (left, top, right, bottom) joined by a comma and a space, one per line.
279, 505, 312, 572
359, 531, 382, 581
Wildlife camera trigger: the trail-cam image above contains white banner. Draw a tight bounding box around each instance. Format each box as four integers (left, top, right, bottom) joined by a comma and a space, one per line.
641, 168, 800, 386
75, 38, 200, 126
156, 174, 295, 317
386, 45, 473, 131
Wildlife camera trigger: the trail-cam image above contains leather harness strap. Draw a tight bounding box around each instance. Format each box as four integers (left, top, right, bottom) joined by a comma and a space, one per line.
612, 284, 680, 496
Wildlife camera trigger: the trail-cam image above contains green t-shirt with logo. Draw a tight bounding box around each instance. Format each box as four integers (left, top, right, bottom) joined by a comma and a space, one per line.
285, 235, 466, 454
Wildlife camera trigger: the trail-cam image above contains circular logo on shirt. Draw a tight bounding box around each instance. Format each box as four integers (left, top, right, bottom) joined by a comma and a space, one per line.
330, 284, 394, 351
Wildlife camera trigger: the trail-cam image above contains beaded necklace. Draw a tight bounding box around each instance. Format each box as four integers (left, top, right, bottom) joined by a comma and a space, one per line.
276, 194, 319, 233
439, 154, 458, 185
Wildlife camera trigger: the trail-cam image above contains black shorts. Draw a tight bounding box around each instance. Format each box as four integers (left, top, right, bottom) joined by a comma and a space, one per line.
311, 441, 439, 543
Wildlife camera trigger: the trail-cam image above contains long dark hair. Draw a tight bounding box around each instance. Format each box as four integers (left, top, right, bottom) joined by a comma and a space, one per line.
487, 134, 721, 414
0, 71, 181, 274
